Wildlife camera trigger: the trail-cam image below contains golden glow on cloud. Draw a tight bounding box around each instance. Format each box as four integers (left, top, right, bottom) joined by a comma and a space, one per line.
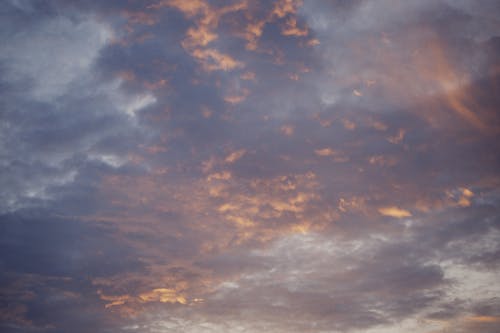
160, 0, 247, 72
457, 188, 474, 207
207, 171, 232, 181
371, 120, 388, 131
184, 26, 218, 47
99, 292, 130, 309
314, 148, 348, 162
98, 288, 188, 311
415, 38, 492, 132
190, 48, 244, 71
334, 28, 498, 135
237, 0, 308, 51
467, 316, 500, 323
272, 0, 302, 19
378, 206, 412, 218
342, 119, 356, 130
281, 17, 308, 37
224, 149, 246, 163
86, 166, 332, 316
243, 20, 266, 50
387, 128, 406, 144
138, 288, 187, 304
153, 0, 208, 17
224, 88, 250, 104
314, 148, 336, 157
307, 38, 320, 46
280, 125, 295, 136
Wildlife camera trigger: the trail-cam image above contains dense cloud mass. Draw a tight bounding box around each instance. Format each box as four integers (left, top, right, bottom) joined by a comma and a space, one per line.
1, 0, 499, 332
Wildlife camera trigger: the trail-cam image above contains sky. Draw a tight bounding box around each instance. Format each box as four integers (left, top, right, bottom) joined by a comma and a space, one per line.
1, 0, 500, 332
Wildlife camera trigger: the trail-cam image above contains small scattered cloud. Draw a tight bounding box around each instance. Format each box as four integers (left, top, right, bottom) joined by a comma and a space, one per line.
378, 206, 412, 218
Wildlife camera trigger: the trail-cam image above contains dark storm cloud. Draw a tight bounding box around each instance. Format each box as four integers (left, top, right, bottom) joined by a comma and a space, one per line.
1, 0, 499, 332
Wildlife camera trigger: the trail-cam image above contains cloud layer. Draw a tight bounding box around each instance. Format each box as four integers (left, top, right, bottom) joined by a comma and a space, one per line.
1, 1, 499, 332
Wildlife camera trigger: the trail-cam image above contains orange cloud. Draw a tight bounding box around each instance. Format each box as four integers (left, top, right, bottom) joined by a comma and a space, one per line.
415, 37, 492, 132
224, 88, 250, 104
332, 28, 499, 134
138, 288, 187, 304
190, 48, 244, 71
307, 38, 320, 46
338, 196, 367, 214
467, 316, 500, 323
183, 26, 218, 48
224, 149, 246, 163
378, 206, 412, 218
157, 0, 247, 71
79, 65, 367, 315
315, 148, 348, 162
314, 148, 336, 157
280, 125, 295, 136
342, 119, 356, 130
152, 0, 208, 17
98, 287, 188, 312
272, 0, 302, 19
387, 129, 406, 144
243, 20, 266, 50
457, 188, 474, 207
371, 120, 388, 131
207, 171, 232, 181
281, 17, 308, 37
237, 0, 307, 51
98, 291, 131, 309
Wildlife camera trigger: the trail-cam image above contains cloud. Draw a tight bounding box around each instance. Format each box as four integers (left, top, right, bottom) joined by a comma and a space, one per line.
378, 206, 412, 218
224, 149, 246, 163
0, 15, 111, 101
1, 1, 499, 332
0, 9, 158, 214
